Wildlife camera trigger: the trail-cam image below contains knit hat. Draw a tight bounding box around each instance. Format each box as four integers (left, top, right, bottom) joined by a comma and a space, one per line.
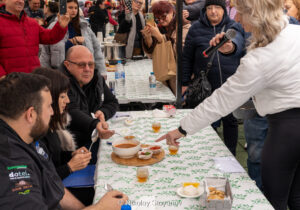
205, 0, 226, 11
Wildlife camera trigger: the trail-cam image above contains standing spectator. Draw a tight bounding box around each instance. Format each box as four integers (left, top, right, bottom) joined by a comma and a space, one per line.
226, 0, 236, 19
0, 0, 69, 78
40, 0, 107, 77
43, 1, 58, 28
183, 0, 205, 23
142, 0, 191, 94
158, 0, 300, 208
24, 0, 44, 24
117, 0, 145, 58
285, 0, 300, 21
83, 0, 92, 17
89, 0, 109, 37
181, 0, 246, 156
107, 5, 118, 26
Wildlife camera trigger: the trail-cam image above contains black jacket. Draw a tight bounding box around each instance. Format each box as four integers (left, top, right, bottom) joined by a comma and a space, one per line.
61, 67, 119, 147
183, 0, 205, 23
89, 6, 108, 33
182, 8, 246, 90
117, 11, 131, 33
40, 130, 73, 180
0, 119, 64, 210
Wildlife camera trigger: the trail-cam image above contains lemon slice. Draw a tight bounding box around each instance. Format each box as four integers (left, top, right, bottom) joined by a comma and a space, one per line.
183, 182, 200, 188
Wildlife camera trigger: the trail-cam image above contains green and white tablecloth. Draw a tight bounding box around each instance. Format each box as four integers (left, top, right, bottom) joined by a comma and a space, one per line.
93, 110, 274, 210
106, 59, 176, 104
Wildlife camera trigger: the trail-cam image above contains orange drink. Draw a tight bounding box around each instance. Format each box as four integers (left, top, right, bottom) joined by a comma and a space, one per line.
152, 122, 161, 133
169, 145, 179, 155
136, 167, 149, 183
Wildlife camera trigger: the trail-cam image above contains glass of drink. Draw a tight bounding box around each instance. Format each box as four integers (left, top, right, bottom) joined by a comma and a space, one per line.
136, 167, 149, 183
169, 145, 179, 155
152, 122, 161, 133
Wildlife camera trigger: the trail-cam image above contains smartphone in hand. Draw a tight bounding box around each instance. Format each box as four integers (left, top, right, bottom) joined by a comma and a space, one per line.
145, 13, 155, 26
59, 0, 67, 15
123, 0, 132, 12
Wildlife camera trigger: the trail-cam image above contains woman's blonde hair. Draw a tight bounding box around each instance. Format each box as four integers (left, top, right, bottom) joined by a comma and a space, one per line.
234, 0, 287, 50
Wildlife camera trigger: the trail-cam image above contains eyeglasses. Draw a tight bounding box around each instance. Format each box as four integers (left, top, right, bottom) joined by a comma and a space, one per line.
67, 60, 95, 68
133, 0, 143, 6
155, 14, 167, 22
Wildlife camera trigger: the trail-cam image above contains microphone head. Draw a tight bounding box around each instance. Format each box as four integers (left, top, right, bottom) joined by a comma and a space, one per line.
225, 29, 237, 40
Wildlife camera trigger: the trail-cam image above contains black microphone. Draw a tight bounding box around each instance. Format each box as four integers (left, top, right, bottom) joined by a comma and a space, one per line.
202, 29, 237, 58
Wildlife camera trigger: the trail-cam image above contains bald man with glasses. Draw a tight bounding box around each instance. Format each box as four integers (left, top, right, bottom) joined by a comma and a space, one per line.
61, 45, 119, 163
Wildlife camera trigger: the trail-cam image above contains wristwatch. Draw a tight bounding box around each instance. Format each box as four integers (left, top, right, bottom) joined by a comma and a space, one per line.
178, 126, 187, 137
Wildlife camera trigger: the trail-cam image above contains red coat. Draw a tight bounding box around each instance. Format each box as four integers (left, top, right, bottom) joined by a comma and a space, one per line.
0, 6, 67, 77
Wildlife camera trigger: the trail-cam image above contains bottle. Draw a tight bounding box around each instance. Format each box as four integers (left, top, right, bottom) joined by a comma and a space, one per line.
121, 204, 131, 210
114, 62, 121, 96
116, 60, 125, 96
149, 72, 156, 95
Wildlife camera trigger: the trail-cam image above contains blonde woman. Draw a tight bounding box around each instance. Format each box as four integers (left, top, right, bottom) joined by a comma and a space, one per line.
157, 0, 300, 209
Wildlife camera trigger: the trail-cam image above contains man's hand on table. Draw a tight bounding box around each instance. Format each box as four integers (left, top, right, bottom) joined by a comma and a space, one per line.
96, 122, 115, 139
156, 129, 182, 146
95, 190, 128, 210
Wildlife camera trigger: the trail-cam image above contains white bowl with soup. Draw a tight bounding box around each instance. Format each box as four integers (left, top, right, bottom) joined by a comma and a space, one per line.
112, 139, 141, 159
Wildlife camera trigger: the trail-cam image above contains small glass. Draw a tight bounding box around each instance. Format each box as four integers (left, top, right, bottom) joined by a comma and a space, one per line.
152, 122, 161, 133
136, 167, 149, 183
169, 145, 179, 155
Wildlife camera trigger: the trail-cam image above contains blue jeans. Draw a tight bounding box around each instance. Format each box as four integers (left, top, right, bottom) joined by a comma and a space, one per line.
244, 116, 268, 190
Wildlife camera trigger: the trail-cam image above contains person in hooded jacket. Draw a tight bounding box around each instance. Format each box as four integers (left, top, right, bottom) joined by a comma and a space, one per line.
182, 0, 246, 156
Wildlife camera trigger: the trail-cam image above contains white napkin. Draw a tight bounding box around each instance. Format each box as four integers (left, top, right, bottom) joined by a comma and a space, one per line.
213, 157, 245, 173
152, 109, 170, 118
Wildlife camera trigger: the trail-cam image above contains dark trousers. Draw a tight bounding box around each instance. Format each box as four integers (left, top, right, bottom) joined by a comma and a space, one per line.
213, 113, 238, 156
262, 109, 300, 210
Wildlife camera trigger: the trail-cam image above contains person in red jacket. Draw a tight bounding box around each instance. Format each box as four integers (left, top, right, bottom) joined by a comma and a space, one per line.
0, 0, 70, 78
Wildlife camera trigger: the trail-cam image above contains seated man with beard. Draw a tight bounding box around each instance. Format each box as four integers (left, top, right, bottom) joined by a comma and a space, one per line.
0, 73, 127, 209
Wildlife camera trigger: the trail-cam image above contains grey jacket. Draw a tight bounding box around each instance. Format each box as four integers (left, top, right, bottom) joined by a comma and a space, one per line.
39, 17, 106, 75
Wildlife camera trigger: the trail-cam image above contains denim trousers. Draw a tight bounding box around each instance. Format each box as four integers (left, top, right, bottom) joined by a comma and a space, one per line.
243, 116, 268, 190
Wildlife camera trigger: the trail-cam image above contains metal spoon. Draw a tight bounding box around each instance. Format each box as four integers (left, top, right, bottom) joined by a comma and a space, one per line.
104, 183, 123, 198
89, 129, 98, 151
104, 183, 113, 192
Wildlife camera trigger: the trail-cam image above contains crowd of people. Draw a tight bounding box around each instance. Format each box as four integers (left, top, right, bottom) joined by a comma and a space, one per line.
0, 0, 300, 209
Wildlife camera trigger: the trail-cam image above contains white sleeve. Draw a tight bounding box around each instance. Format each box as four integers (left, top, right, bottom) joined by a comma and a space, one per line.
180, 54, 267, 135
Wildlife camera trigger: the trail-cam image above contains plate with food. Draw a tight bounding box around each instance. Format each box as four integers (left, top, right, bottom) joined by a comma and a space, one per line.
177, 182, 204, 198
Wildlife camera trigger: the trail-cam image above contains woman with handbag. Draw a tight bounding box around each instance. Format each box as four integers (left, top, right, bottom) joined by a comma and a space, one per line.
141, 0, 191, 94
157, 0, 300, 209
182, 0, 246, 155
